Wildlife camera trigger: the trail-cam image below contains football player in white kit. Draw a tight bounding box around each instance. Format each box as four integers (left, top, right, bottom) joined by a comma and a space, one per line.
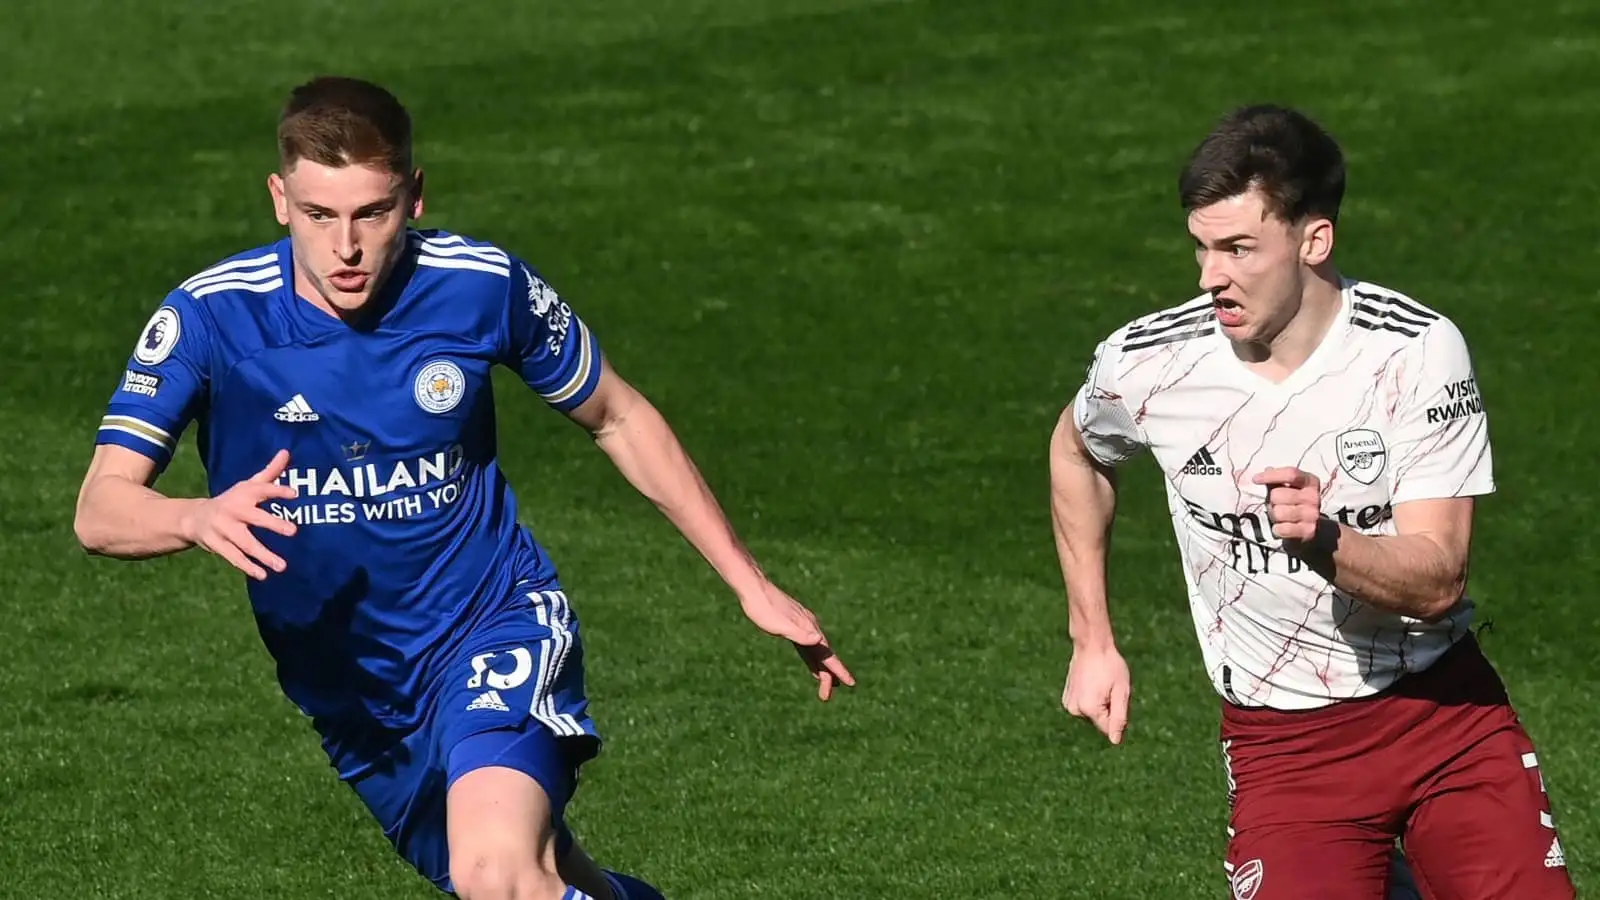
1049, 104, 1574, 899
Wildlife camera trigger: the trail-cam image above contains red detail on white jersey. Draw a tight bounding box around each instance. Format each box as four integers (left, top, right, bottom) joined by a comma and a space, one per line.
1073, 280, 1494, 709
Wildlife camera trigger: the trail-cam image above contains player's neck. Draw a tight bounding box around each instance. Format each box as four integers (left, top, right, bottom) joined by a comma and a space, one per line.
1239, 268, 1344, 382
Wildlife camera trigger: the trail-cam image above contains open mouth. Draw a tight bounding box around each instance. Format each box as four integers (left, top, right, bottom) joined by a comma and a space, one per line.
329, 270, 369, 293
1213, 297, 1244, 328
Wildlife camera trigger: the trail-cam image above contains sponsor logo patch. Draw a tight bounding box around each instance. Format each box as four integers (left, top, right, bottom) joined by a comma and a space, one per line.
133, 306, 181, 366
119, 369, 162, 397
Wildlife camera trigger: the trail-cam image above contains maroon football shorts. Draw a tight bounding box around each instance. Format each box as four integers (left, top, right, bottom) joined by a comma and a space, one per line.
1219, 634, 1575, 900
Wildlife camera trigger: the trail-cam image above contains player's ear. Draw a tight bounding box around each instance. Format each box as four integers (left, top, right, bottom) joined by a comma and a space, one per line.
1300, 216, 1334, 267
268, 172, 290, 227
408, 168, 425, 220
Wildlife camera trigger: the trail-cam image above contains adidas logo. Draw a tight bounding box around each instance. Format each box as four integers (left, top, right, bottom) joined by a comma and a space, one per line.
274, 393, 320, 423
1182, 446, 1223, 476
1546, 837, 1566, 869
466, 690, 509, 712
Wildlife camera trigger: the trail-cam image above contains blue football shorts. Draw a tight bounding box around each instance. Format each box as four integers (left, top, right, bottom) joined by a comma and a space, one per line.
343, 586, 602, 893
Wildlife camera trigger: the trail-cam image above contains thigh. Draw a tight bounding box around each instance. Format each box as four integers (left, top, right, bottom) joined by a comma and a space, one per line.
344, 711, 593, 895
447, 764, 568, 897
1227, 823, 1394, 900
1403, 721, 1575, 900
344, 726, 455, 893
433, 590, 605, 889
446, 723, 581, 863
1219, 715, 1405, 900
344, 589, 605, 893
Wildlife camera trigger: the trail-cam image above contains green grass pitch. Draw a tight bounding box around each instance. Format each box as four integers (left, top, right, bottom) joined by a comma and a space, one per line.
2, 1, 1596, 896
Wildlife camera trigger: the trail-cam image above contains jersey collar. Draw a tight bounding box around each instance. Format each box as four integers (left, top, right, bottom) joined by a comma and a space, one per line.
277, 234, 420, 336
1218, 278, 1355, 395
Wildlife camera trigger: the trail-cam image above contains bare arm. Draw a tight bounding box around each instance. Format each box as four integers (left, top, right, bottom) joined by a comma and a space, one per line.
565, 362, 766, 598
1300, 495, 1470, 621
1052, 405, 1134, 744
74, 444, 205, 558
74, 444, 298, 580
562, 361, 853, 698
1050, 409, 1121, 651
1051, 332, 1143, 743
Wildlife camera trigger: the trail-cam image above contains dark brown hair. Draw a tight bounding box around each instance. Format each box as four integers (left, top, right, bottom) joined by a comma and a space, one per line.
277, 76, 413, 176
1179, 104, 1345, 224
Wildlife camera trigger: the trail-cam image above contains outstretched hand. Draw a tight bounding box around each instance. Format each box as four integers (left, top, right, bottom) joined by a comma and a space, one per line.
739, 582, 855, 701
181, 449, 299, 580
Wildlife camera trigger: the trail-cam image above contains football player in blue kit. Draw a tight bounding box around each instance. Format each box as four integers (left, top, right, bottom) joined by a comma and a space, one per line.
73, 75, 854, 900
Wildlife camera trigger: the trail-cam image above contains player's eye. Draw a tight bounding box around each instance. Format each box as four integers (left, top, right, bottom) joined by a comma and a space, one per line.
1228, 245, 1251, 258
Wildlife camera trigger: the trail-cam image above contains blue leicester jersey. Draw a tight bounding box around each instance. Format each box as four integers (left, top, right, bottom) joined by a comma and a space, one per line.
95, 229, 604, 737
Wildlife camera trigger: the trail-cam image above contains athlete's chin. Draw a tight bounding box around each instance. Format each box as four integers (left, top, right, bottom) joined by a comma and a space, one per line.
322, 283, 374, 310
1216, 311, 1268, 344
1217, 318, 1254, 342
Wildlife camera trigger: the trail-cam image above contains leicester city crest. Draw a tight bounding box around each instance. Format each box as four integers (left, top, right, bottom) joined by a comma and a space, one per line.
413, 359, 466, 414
1336, 428, 1387, 485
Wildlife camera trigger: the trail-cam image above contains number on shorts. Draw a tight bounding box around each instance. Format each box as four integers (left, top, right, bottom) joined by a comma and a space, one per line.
1523, 752, 1555, 830
467, 648, 534, 691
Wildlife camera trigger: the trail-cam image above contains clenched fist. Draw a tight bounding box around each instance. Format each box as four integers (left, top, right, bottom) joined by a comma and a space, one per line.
1252, 467, 1328, 547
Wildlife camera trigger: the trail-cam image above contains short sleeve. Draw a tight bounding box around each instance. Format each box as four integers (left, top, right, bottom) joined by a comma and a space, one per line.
502, 261, 604, 413
1387, 318, 1494, 504
96, 291, 212, 471
1071, 332, 1148, 466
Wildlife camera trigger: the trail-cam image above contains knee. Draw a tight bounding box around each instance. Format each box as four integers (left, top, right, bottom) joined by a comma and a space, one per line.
451, 852, 566, 900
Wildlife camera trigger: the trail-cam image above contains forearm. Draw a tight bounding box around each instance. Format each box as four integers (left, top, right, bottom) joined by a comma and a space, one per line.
1050, 416, 1119, 651
1299, 521, 1465, 620
591, 394, 767, 598
74, 475, 201, 559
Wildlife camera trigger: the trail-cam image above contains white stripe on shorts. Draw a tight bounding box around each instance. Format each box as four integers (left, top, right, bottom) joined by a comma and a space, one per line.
526, 589, 584, 737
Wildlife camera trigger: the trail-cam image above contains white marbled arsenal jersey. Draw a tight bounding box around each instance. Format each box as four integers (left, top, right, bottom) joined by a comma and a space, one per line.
1072, 278, 1494, 710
